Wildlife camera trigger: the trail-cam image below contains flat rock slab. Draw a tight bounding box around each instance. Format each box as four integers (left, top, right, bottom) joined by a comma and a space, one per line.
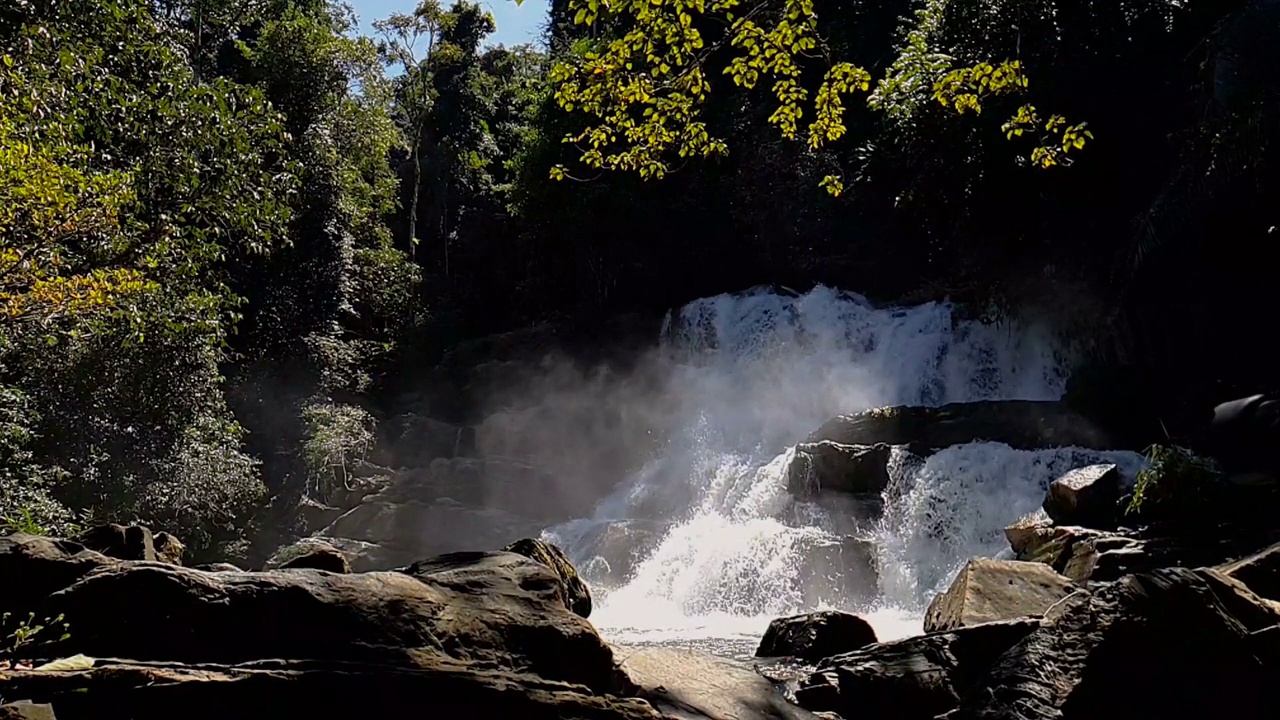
924, 558, 1075, 633
614, 645, 820, 720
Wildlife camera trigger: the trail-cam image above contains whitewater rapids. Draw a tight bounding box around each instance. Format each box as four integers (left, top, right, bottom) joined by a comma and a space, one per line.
543, 285, 1144, 657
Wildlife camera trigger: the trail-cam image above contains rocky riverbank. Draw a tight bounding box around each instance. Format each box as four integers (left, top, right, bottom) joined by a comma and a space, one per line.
7, 399, 1280, 720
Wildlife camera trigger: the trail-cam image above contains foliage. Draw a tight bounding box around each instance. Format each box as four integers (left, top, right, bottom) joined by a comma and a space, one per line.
1126, 444, 1224, 525
528, 0, 1092, 193
1, 611, 70, 659
299, 402, 376, 503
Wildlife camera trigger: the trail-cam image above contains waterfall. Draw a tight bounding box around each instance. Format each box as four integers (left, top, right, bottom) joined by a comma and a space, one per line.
543, 285, 1144, 654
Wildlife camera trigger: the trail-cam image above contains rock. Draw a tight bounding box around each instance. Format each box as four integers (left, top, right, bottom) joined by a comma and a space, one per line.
0, 535, 115, 617
31, 549, 627, 695
380, 414, 467, 467
151, 533, 185, 566
947, 567, 1280, 720
575, 520, 666, 588
0, 658, 664, 720
755, 611, 878, 662
501, 538, 592, 618
923, 559, 1075, 633
1058, 533, 1152, 582
1219, 540, 1280, 601
786, 442, 892, 497
75, 524, 156, 562
793, 619, 1040, 720
193, 563, 242, 573
279, 543, 350, 573
1043, 464, 1122, 528
807, 401, 1115, 455
296, 496, 344, 535
320, 497, 545, 570
0, 702, 56, 720
1003, 509, 1052, 557
616, 645, 820, 720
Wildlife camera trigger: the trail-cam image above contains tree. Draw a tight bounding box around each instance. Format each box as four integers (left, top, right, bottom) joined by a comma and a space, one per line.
376, 0, 450, 257
521, 0, 1092, 194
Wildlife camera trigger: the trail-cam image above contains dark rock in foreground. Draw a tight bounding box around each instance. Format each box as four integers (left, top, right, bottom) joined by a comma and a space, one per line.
756, 611, 878, 662
0, 659, 665, 720
501, 537, 593, 618
947, 567, 1280, 720
807, 401, 1115, 454
794, 619, 1040, 720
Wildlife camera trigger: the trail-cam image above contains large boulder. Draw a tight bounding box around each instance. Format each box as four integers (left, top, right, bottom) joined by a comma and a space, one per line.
278, 543, 351, 574
946, 567, 1280, 720
12, 544, 626, 696
794, 619, 1041, 720
807, 401, 1115, 454
785, 442, 892, 497
755, 611, 878, 662
0, 658, 665, 720
923, 559, 1076, 633
1042, 464, 1122, 529
500, 538, 592, 618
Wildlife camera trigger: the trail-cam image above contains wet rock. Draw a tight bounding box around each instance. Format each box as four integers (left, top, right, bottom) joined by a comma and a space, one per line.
576, 520, 666, 588
278, 543, 350, 573
1219, 540, 1280, 601
616, 645, 819, 720
756, 611, 878, 662
807, 401, 1114, 455
502, 538, 592, 618
0, 702, 56, 720
75, 524, 156, 562
1059, 533, 1152, 582
794, 619, 1040, 720
923, 559, 1075, 633
0, 659, 664, 720
151, 533, 185, 566
786, 442, 892, 498
947, 567, 1280, 720
1043, 464, 1122, 528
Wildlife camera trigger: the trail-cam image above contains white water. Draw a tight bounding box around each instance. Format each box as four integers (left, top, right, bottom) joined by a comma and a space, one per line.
543, 285, 1145, 655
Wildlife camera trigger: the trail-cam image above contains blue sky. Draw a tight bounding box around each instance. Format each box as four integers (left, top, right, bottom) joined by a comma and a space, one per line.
348, 0, 549, 48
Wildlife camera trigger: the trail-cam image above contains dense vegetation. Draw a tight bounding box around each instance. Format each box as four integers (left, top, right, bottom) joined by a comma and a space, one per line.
1, 0, 1277, 560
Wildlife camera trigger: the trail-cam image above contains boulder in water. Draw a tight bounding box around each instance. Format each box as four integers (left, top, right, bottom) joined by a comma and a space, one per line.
1043, 464, 1122, 529
807, 401, 1115, 454
923, 558, 1076, 633
793, 619, 1041, 720
501, 538, 593, 618
785, 441, 892, 498
755, 611, 878, 662
946, 567, 1280, 720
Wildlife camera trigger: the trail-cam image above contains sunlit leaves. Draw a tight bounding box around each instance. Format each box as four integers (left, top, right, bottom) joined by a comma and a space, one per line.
539, 0, 1095, 192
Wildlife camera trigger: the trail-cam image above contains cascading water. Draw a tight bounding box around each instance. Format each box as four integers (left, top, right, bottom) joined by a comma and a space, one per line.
544, 285, 1145, 657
